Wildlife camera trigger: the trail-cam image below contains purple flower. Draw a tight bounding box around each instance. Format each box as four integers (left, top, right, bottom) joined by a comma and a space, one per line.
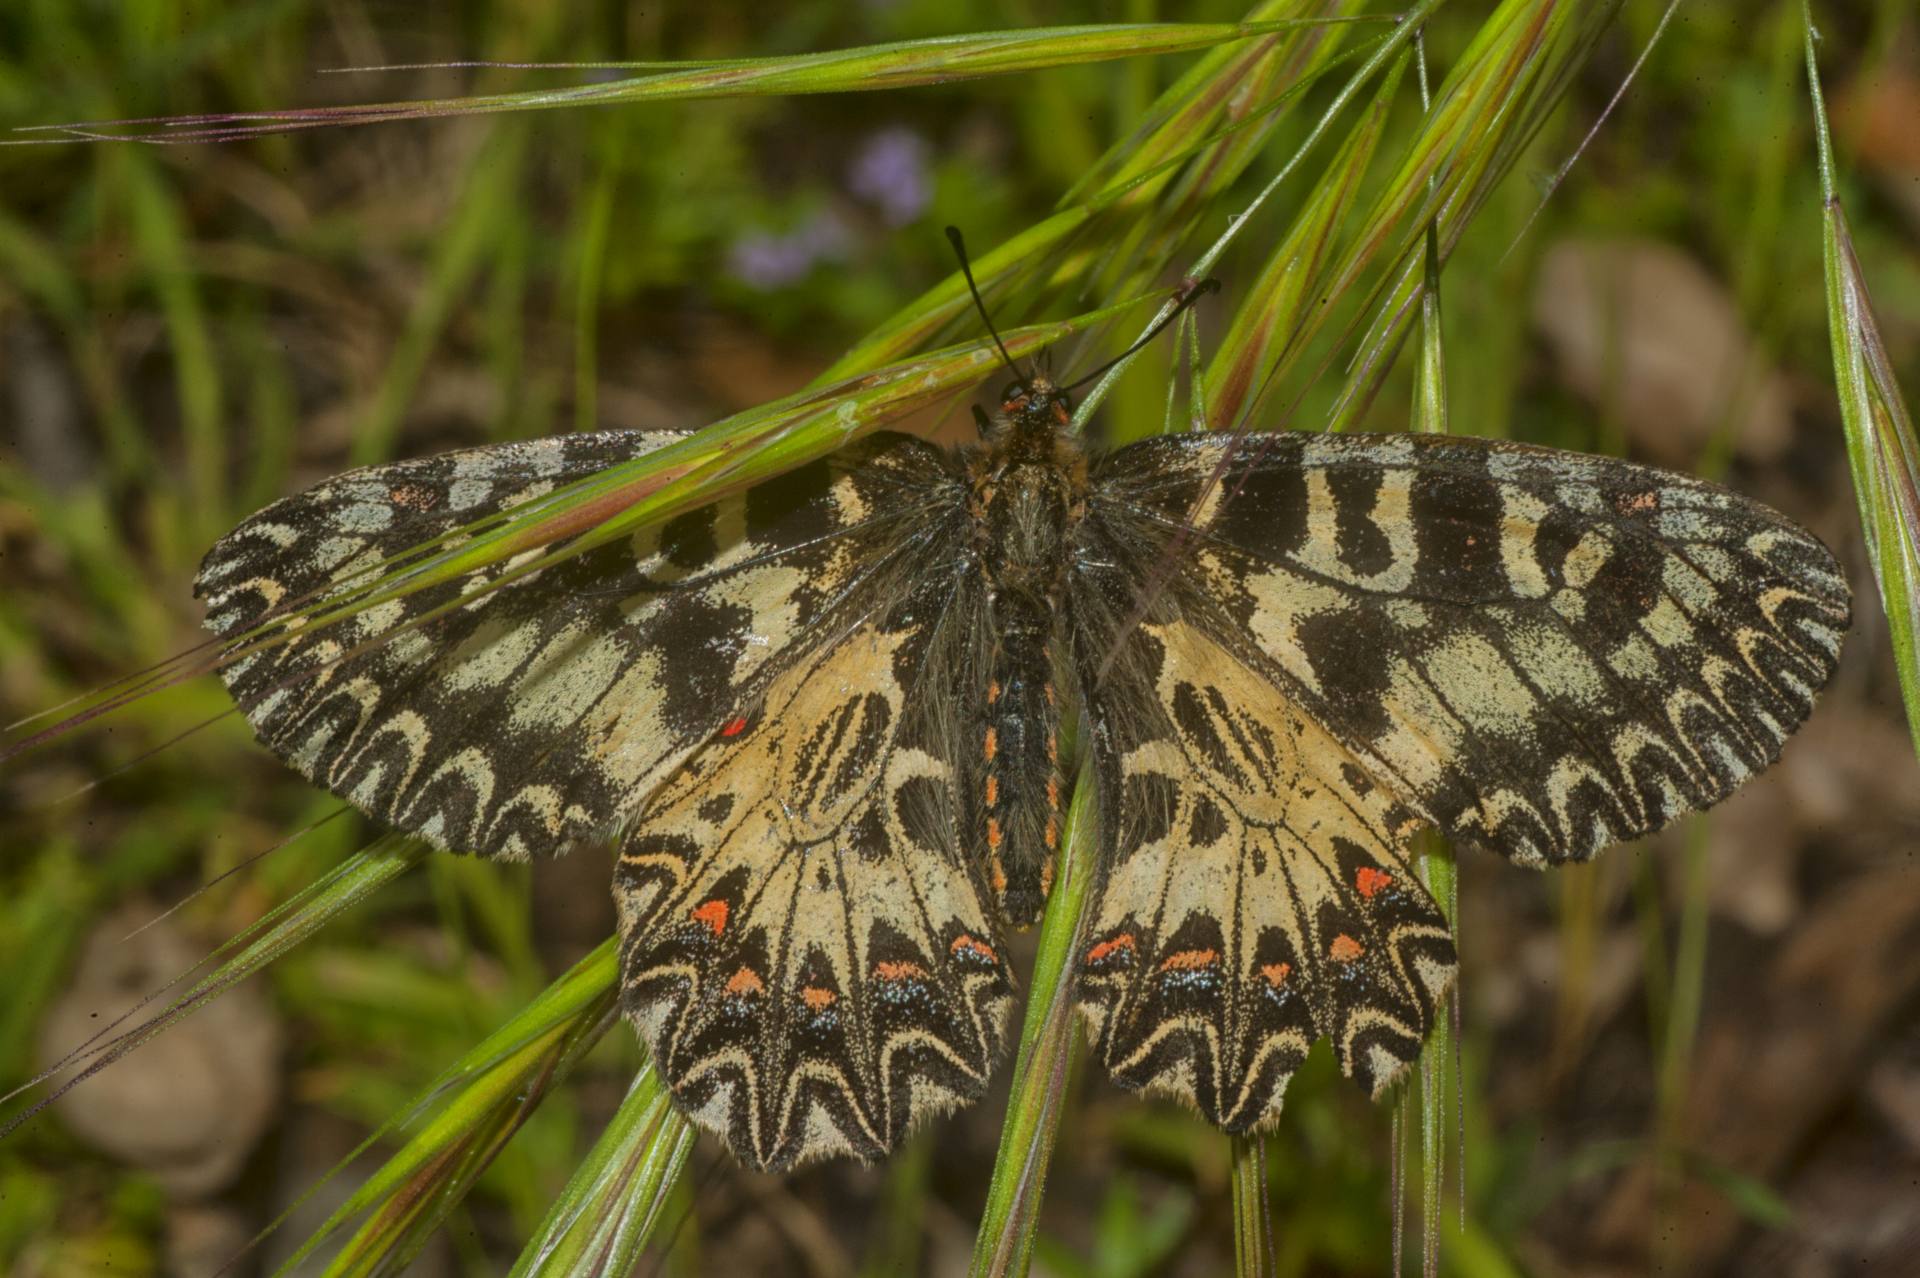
847, 127, 931, 226
727, 209, 852, 290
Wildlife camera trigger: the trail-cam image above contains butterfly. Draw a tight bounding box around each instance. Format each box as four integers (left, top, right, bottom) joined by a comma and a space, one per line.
194, 259, 1849, 1171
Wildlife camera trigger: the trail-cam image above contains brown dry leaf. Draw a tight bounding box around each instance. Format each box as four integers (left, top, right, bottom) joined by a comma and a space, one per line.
1588, 863, 1920, 1271
163, 1204, 253, 1278
1699, 778, 1801, 935
1532, 237, 1793, 466
1867, 1058, 1920, 1158
1733, 1022, 1920, 1278
1839, 66, 1920, 234
1769, 706, 1920, 834
1700, 704, 1920, 934
36, 908, 282, 1199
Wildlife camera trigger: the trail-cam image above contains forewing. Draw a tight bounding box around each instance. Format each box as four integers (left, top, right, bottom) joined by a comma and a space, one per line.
1085, 431, 1849, 867
614, 567, 1014, 1171
1065, 550, 1454, 1125
195, 430, 968, 860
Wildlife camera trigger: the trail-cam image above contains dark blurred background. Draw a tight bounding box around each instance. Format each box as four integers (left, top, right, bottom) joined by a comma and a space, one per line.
2, 2, 1918, 1275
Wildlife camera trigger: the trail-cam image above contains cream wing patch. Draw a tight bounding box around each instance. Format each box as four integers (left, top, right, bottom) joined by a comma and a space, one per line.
195, 431, 971, 862
613, 577, 1012, 1173
1086, 430, 1849, 868
1067, 608, 1456, 1131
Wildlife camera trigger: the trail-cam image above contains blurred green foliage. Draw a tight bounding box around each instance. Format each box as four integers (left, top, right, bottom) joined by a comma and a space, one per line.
2, 1, 1916, 1275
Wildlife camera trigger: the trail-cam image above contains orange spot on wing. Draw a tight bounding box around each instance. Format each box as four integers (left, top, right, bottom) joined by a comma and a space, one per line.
1046, 776, 1059, 810
388, 482, 438, 510
984, 775, 998, 807
950, 934, 998, 963
720, 715, 749, 737
723, 966, 764, 997
1040, 855, 1054, 896
1355, 866, 1393, 899
874, 960, 926, 982
1260, 962, 1292, 987
1043, 682, 1056, 706
1087, 933, 1137, 964
984, 727, 998, 762
989, 853, 1008, 894
1047, 732, 1057, 764
986, 817, 1002, 850
1329, 933, 1364, 962
690, 899, 730, 937
801, 986, 837, 1012
1159, 948, 1219, 972
1044, 814, 1058, 849
1618, 489, 1658, 514
988, 679, 1001, 704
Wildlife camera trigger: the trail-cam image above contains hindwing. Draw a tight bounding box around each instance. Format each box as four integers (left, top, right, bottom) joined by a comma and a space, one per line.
1068, 544, 1454, 1125
1064, 428, 1846, 1123
195, 430, 966, 860
1085, 431, 1849, 868
614, 567, 1013, 1171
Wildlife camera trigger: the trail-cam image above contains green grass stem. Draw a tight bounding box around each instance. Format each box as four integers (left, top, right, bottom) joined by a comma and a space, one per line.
1805, 3, 1920, 759
969, 761, 1099, 1278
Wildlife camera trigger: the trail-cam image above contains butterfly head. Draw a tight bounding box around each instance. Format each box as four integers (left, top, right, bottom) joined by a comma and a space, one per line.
944, 223, 1217, 447
997, 376, 1075, 432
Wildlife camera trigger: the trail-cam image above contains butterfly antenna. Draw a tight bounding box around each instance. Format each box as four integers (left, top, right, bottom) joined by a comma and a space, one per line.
1062, 277, 1220, 393
945, 226, 1029, 390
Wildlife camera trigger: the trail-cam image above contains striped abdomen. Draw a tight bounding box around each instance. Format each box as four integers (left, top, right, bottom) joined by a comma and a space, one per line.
981, 592, 1063, 926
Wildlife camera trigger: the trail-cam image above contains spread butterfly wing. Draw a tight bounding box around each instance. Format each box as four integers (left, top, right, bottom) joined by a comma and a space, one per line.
1066, 527, 1455, 1128
195, 430, 968, 860
1086, 431, 1849, 869
615, 567, 1014, 1171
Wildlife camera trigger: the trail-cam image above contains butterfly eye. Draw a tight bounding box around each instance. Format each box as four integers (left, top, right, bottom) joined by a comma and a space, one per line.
999, 382, 1028, 408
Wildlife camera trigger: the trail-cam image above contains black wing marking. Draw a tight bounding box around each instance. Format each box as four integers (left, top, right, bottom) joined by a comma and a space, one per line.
1084, 431, 1848, 868
615, 561, 1014, 1170
196, 430, 972, 860
1067, 515, 1454, 1127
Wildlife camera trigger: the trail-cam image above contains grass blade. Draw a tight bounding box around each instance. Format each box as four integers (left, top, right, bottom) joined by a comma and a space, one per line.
1230, 1134, 1275, 1278
1805, 4, 1920, 758
1308, 0, 1621, 435
1204, 44, 1408, 429
825, 3, 1378, 388
861, 1135, 935, 1278
120, 148, 223, 542
1416, 838, 1458, 1278
1648, 818, 1710, 1272
1, 297, 1155, 769
505, 1061, 694, 1278
1064, 1, 1376, 208
23, 22, 1341, 143
275, 939, 622, 1276
969, 761, 1099, 1278
1078, 0, 1442, 425
815, 206, 1098, 383
214, 301, 1155, 669
1410, 62, 1454, 1265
